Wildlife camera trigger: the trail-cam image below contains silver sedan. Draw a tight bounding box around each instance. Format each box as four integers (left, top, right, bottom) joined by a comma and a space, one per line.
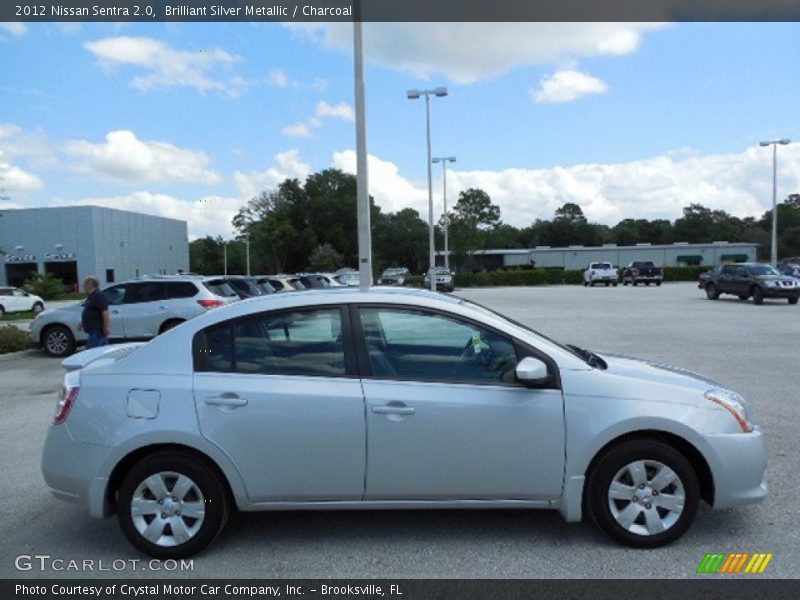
41, 287, 767, 558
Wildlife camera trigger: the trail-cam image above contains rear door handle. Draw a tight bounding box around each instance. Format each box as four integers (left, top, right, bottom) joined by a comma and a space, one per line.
205, 393, 248, 408
371, 405, 415, 416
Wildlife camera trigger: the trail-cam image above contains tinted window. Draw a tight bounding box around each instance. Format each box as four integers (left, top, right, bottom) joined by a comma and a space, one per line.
359, 307, 519, 385
163, 281, 199, 299
721, 265, 736, 275
102, 284, 128, 306
203, 280, 238, 298
0, 288, 11, 296
747, 264, 779, 276
592, 263, 612, 269
126, 282, 165, 304
198, 308, 345, 377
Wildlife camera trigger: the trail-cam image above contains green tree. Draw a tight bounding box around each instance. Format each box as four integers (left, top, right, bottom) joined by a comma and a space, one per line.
447, 188, 501, 271
307, 243, 344, 272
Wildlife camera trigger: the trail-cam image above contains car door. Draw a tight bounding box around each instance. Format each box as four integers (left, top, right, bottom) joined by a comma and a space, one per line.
121, 281, 167, 338
192, 305, 366, 502
355, 305, 565, 502
100, 284, 128, 338
7, 288, 26, 312
733, 265, 751, 295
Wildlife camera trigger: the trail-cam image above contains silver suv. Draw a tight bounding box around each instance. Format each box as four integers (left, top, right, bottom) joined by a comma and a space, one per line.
30, 275, 238, 357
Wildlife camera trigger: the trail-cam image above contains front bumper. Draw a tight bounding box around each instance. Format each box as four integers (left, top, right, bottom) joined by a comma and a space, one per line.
41, 422, 112, 518
762, 287, 800, 299
704, 427, 768, 509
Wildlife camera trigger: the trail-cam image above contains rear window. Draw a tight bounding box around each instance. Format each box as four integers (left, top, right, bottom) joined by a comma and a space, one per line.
203, 280, 238, 298
592, 263, 612, 269
633, 261, 655, 268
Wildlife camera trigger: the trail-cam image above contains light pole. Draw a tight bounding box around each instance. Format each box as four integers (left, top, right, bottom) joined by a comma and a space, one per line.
432, 156, 456, 271
759, 138, 791, 265
223, 242, 227, 276
407, 87, 448, 290
354, 1, 372, 291
245, 233, 251, 276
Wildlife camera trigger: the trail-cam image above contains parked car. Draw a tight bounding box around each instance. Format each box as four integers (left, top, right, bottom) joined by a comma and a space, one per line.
223, 276, 271, 298
296, 273, 343, 289
582, 262, 619, 287
380, 267, 412, 286
0, 286, 45, 316
777, 258, 800, 278
704, 262, 800, 305
621, 261, 663, 286
42, 287, 767, 558
698, 267, 720, 289
262, 275, 304, 293
424, 267, 455, 292
335, 270, 361, 287
29, 276, 237, 357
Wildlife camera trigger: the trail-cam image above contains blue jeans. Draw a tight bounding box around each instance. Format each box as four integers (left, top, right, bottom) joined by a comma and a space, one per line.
86, 331, 109, 349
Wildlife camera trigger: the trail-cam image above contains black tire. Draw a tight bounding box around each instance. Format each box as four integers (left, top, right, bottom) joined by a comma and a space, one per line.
605, 282, 610, 287
622, 279, 628, 286
583, 280, 589, 287
632, 280, 639, 287
32, 301, 45, 313
117, 452, 230, 559
42, 325, 76, 357
644, 281, 651, 286
738, 295, 748, 301
656, 282, 662, 287
752, 286, 764, 305
613, 282, 618, 287
590, 281, 595, 287
789, 297, 798, 305
159, 319, 185, 334
0, 305, 5, 317
586, 438, 700, 548
705, 283, 719, 300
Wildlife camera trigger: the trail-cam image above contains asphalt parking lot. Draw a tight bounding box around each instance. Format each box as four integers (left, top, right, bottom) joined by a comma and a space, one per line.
0, 282, 796, 579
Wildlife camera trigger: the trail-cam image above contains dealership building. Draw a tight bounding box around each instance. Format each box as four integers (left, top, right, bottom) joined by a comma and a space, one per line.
0, 206, 189, 288
439, 242, 758, 272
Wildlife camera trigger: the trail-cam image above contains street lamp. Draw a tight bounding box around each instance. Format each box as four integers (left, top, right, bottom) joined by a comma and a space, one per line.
432, 156, 456, 271
407, 87, 448, 290
759, 138, 791, 266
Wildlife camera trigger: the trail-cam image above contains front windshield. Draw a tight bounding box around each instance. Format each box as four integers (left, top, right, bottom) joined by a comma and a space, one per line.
747, 264, 780, 276
383, 268, 404, 275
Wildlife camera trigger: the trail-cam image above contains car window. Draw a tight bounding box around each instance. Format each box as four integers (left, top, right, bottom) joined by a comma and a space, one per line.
163, 281, 199, 299
197, 308, 346, 377
125, 282, 165, 304
0, 288, 11, 296
359, 307, 519, 385
102, 285, 128, 306
734, 266, 748, 277
203, 280, 238, 298
721, 265, 736, 276
12, 289, 27, 296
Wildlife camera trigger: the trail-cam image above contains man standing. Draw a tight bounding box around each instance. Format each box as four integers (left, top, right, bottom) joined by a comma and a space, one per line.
79, 276, 110, 348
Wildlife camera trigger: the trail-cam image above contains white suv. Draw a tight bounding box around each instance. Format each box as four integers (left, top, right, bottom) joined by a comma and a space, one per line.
0, 286, 45, 316
30, 276, 238, 357
583, 262, 619, 287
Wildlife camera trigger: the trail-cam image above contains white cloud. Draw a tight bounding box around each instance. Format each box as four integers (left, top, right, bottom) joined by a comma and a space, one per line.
0, 123, 58, 168
0, 156, 44, 194
65, 130, 221, 185
84, 36, 249, 97
332, 144, 800, 228
266, 69, 289, 88
316, 101, 355, 121
62, 191, 244, 239
531, 70, 609, 103
233, 149, 312, 199
281, 101, 355, 138
0, 22, 27, 37
288, 23, 665, 84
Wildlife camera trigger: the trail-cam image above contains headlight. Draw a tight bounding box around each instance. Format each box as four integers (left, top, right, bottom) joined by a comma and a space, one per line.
704, 388, 752, 433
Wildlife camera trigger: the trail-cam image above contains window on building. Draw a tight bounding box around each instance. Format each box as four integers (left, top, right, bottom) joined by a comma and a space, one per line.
106, 269, 115, 283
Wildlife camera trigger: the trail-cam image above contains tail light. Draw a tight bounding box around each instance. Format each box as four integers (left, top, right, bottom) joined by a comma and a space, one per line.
54, 384, 79, 424
198, 299, 224, 309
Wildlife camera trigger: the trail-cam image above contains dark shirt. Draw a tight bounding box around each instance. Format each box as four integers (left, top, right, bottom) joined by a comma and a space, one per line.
81, 290, 109, 334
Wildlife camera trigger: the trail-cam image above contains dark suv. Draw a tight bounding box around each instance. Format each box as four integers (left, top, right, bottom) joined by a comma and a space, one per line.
704, 263, 800, 305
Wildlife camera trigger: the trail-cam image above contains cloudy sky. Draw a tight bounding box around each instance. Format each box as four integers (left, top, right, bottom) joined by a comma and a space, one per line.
1, 21, 799, 238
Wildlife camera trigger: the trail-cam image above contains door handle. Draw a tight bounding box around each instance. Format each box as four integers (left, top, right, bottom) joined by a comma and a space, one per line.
205, 393, 248, 408
371, 404, 415, 416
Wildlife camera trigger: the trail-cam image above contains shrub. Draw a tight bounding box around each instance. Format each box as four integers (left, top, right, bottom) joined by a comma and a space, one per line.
23, 272, 65, 300
662, 266, 707, 282
0, 325, 28, 354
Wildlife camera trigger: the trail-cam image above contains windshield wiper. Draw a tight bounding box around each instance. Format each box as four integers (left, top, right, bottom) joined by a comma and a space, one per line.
566, 344, 607, 369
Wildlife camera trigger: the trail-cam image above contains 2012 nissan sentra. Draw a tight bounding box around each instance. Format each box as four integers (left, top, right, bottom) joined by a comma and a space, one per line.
41, 287, 767, 558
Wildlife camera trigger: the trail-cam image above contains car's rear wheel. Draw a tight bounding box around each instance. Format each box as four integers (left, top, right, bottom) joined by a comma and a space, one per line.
42, 325, 76, 357
0, 305, 5, 317
118, 453, 229, 559
586, 439, 699, 548
705, 283, 719, 300
752, 286, 764, 305
32, 302, 45, 313
789, 297, 798, 305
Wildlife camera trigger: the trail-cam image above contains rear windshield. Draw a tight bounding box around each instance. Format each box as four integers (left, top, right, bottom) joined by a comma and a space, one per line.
633, 261, 655, 268
592, 263, 612, 269
203, 280, 238, 298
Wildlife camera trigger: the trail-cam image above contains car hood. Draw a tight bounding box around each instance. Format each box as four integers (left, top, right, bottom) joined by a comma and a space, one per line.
595, 351, 723, 396
38, 303, 83, 320
756, 275, 796, 283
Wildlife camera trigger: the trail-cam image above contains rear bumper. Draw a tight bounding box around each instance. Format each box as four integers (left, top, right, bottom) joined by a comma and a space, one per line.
41, 423, 112, 518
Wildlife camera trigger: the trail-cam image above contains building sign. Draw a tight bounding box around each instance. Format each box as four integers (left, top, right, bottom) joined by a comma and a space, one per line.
4, 254, 37, 263
44, 252, 77, 261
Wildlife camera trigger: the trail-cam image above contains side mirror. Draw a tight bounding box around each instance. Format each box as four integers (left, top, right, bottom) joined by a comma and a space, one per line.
515, 356, 550, 386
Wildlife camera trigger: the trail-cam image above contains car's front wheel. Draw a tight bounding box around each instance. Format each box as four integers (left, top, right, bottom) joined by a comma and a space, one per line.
586, 439, 700, 548
752, 286, 764, 305
117, 452, 230, 559
705, 283, 719, 300
42, 325, 76, 357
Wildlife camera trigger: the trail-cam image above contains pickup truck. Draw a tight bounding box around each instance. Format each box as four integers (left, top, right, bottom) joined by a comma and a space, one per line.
704, 262, 800, 305
582, 262, 618, 286
621, 261, 663, 286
